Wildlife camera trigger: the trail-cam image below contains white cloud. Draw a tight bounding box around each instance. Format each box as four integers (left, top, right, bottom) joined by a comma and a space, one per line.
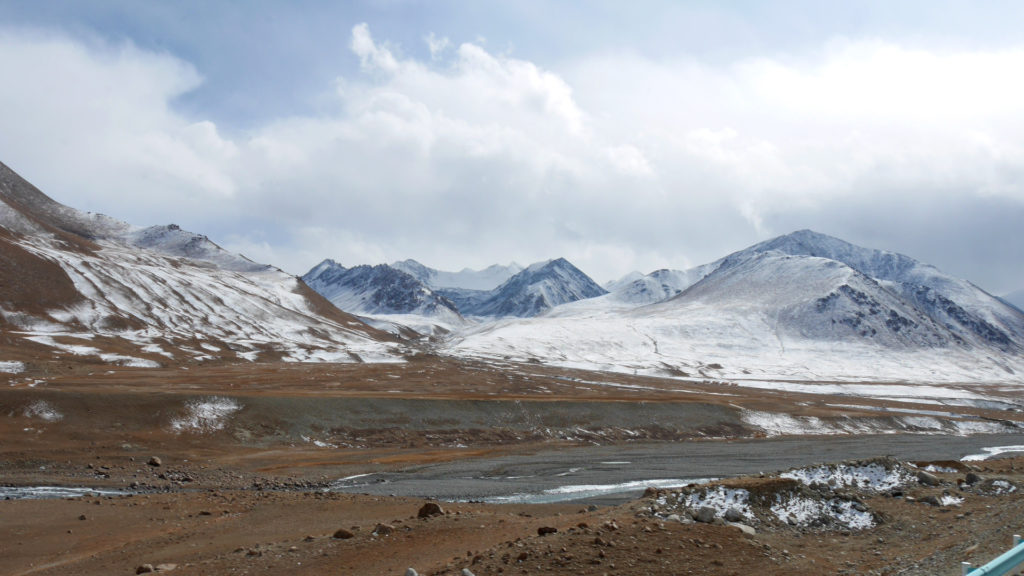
0, 25, 1022, 291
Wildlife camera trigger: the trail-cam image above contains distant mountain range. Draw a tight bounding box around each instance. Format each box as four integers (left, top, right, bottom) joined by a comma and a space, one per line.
3, 157, 1022, 384
0, 161, 402, 367
446, 230, 1024, 383
304, 257, 607, 320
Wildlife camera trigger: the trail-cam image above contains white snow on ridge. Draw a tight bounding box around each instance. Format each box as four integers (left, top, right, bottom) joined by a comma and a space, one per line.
444, 298, 1024, 386
9, 235, 403, 365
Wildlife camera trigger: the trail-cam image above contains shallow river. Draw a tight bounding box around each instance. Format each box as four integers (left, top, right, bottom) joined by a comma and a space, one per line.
329, 433, 1024, 504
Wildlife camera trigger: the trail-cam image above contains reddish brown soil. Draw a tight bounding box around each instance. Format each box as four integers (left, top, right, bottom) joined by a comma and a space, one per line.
3, 358, 1023, 576
2, 456, 1022, 576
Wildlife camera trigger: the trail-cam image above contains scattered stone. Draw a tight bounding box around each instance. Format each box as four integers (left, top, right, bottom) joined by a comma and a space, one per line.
537, 526, 558, 536
374, 523, 394, 536
333, 528, 355, 539
731, 522, 757, 536
406, 569, 419, 576
724, 507, 744, 522
418, 502, 444, 518
695, 506, 717, 524
136, 565, 154, 574
921, 495, 942, 506
78, 514, 87, 521
154, 563, 177, 572
917, 470, 940, 486
461, 569, 476, 576
147, 456, 162, 467
966, 472, 984, 485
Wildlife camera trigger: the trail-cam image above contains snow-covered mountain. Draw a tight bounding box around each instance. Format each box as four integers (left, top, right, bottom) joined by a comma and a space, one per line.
392, 259, 523, 291
440, 258, 608, 318
445, 231, 1024, 383
307, 257, 606, 321
608, 266, 717, 305
0, 160, 402, 367
729, 230, 1024, 351
302, 260, 463, 326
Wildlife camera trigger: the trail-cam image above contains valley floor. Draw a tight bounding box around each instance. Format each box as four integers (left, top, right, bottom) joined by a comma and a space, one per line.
2, 358, 1024, 575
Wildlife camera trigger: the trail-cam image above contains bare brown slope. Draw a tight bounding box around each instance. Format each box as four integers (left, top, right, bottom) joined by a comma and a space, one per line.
0, 228, 82, 319
292, 279, 397, 342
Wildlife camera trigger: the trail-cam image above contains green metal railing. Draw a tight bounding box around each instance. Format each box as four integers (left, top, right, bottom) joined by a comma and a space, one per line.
962, 535, 1024, 576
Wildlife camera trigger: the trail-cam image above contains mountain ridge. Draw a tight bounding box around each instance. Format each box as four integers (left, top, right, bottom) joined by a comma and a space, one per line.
0, 160, 401, 366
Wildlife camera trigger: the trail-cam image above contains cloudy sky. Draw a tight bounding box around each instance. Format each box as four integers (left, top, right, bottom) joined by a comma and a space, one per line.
1, 1, 1023, 294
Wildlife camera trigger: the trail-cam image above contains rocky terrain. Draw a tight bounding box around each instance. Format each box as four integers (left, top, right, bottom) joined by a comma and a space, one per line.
3, 435, 1022, 576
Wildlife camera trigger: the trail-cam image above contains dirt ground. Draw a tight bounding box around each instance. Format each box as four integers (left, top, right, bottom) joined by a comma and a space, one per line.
2, 359, 1024, 576
2, 455, 1022, 576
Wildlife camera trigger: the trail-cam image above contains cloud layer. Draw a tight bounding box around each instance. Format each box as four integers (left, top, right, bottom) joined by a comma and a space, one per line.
0, 24, 1022, 292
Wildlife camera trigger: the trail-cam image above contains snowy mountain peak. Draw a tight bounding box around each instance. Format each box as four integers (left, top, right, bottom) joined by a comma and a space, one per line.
302, 261, 462, 324
465, 257, 607, 317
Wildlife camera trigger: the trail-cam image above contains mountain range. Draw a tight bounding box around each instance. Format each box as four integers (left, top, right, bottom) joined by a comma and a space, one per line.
303, 257, 607, 321
0, 161, 402, 367
2, 158, 1022, 384
447, 230, 1024, 383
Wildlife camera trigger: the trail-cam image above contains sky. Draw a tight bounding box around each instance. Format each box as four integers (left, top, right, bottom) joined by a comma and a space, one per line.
0, 0, 1023, 294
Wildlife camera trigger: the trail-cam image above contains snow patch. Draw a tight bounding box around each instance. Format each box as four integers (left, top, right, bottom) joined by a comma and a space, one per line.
782, 460, 913, 492
170, 397, 241, 433
23, 400, 62, 422
939, 495, 964, 506
961, 445, 1024, 461
484, 478, 703, 505
0, 361, 25, 374
771, 493, 875, 529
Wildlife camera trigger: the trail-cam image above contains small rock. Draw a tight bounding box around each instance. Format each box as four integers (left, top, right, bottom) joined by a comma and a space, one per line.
666, 514, 681, 523
333, 528, 355, 539
921, 495, 942, 506
154, 564, 177, 572
537, 526, 558, 536
695, 506, 717, 524
461, 570, 476, 576
78, 514, 87, 521
723, 507, 744, 522
418, 502, 444, 518
136, 565, 154, 574
147, 456, 162, 467
406, 569, 419, 576
731, 522, 757, 536
373, 523, 394, 537
917, 470, 940, 487
966, 472, 984, 485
